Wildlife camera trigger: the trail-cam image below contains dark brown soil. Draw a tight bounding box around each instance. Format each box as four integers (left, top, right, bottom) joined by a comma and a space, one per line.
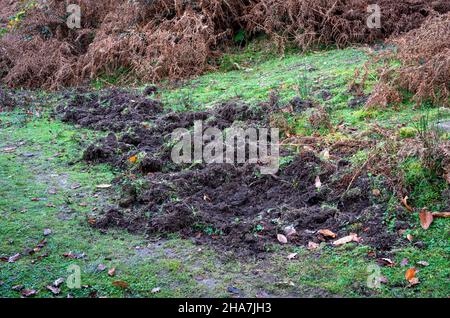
55, 88, 398, 256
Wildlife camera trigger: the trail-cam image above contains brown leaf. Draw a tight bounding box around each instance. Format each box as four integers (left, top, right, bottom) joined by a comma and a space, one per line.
332, 233, 360, 246
151, 287, 161, 294
108, 267, 116, 277
277, 234, 288, 244
318, 229, 336, 239
8, 253, 21, 263
284, 226, 297, 237
315, 176, 322, 189
419, 208, 433, 230
128, 155, 138, 164
62, 252, 85, 259
71, 183, 81, 190
400, 258, 409, 267
46, 285, 61, 295
405, 268, 416, 281
287, 252, 298, 260
417, 261, 429, 267
407, 277, 420, 287
377, 258, 395, 267
21, 289, 37, 297
406, 234, 413, 242
53, 278, 64, 287
372, 189, 381, 197
401, 196, 413, 212
112, 281, 128, 289
2, 146, 17, 153
307, 241, 319, 250
96, 184, 112, 189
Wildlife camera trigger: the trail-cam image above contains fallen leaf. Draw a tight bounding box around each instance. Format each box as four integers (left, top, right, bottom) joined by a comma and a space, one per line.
379, 276, 389, 284
332, 233, 360, 246
2, 146, 17, 153
46, 285, 60, 295
407, 277, 420, 287
112, 281, 128, 289
277, 234, 288, 244
128, 155, 138, 164
97, 264, 107, 272
372, 189, 381, 197
406, 234, 413, 242
108, 267, 116, 277
71, 183, 81, 190
377, 258, 395, 267
87, 218, 96, 225
401, 196, 414, 212
405, 268, 416, 281
287, 253, 298, 260
151, 287, 161, 294
419, 208, 433, 230
227, 286, 240, 294
321, 149, 330, 160
21, 289, 37, 297
79, 202, 88, 207
417, 261, 429, 267
46, 203, 55, 208
315, 176, 322, 189
96, 184, 112, 189
307, 241, 319, 250
318, 229, 336, 239
43, 228, 52, 236
8, 253, 21, 263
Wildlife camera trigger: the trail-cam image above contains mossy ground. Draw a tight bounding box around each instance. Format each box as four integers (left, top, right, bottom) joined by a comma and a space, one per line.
1, 45, 449, 298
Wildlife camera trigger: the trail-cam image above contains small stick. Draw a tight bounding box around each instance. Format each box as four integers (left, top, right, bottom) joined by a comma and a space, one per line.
432, 212, 450, 218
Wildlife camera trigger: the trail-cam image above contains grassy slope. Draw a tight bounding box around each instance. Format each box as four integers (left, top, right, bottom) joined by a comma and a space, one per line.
1, 46, 449, 298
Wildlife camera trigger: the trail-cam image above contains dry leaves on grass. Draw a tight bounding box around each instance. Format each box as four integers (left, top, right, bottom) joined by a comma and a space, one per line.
277, 234, 288, 244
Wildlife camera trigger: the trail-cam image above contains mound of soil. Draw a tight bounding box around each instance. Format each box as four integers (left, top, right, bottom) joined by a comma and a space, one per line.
56, 88, 266, 171
56, 88, 398, 255
98, 152, 395, 256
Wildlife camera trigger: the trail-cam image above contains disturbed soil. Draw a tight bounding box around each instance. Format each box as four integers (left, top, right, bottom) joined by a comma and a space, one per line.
53, 87, 398, 256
